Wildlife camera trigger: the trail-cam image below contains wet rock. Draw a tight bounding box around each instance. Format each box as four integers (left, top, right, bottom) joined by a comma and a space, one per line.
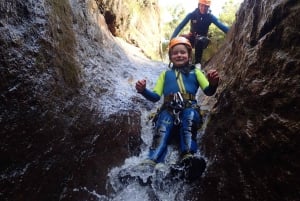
0, 0, 145, 200
186, 0, 300, 201
95, 0, 162, 59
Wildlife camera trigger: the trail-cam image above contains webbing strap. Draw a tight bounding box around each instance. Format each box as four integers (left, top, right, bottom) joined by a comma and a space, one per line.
175, 70, 186, 94
164, 93, 195, 103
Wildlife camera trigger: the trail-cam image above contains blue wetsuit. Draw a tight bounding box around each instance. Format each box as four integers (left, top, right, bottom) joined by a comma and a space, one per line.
140, 65, 217, 163
171, 9, 229, 64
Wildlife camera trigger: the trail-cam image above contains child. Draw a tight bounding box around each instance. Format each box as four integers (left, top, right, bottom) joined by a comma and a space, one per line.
135, 37, 219, 166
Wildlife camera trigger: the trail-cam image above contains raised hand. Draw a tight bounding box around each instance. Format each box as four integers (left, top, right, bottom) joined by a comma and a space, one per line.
206, 70, 219, 87
135, 79, 146, 93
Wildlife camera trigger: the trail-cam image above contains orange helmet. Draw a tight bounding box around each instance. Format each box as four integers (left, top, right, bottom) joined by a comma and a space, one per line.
199, 0, 211, 6
169, 37, 192, 50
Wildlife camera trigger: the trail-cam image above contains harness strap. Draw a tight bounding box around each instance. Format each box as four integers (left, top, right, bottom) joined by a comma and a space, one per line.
151, 93, 199, 126
164, 93, 196, 103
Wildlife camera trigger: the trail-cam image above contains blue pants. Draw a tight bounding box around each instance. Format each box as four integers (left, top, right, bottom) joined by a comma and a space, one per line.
148, 107, 201, 163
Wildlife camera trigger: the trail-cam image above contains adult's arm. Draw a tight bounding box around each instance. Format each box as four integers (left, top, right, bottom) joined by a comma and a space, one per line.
211, 14, 229, 33
171, 13, 192, 39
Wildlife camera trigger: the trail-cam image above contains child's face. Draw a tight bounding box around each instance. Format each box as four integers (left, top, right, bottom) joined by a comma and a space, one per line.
170, 44, 190, 67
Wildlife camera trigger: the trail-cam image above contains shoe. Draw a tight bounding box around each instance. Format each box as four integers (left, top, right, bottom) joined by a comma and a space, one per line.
181, 153, 193, 163
137, 159, 156, 172
140, 159, 156, 166
154, 163, 168, 172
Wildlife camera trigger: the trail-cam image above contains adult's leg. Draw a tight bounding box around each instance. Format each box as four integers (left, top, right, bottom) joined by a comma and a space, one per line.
194, 43, 203, 64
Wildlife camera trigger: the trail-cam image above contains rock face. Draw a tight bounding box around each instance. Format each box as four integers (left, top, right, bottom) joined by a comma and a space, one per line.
187, 0, 300, 201
95, 0, 162, 59
0, 0, 148, 200
1, 0, 299, 201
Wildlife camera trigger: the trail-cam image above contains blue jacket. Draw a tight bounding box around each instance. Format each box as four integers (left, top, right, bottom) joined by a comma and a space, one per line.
141, 66, 217, 102
171, 9, 229, 38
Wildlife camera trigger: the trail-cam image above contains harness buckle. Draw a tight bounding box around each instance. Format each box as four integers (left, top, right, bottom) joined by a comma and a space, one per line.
172, 92, 185, 125
171, 92, 184, 110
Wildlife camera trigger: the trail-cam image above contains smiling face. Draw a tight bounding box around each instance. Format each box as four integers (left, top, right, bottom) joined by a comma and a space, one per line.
198, 3, 209, 14
170, 44, 190, 67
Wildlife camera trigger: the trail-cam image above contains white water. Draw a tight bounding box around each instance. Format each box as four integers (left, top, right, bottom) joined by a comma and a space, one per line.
104, 112, 209, 201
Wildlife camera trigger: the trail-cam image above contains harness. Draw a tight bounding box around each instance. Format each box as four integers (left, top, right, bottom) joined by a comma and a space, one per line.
170, 92, 184, 126
195, 35, 210, 49
188, 10, 212, 49
150, 92, 199, 127
190, 10, 212, 36
150, 68, 201, 126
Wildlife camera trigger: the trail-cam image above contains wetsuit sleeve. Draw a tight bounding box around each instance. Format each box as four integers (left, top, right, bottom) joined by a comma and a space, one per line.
141, 89, 161, 102
203, 84, 218, 96
211, 14, 229, 33
171, 13, 192, 39
195, 69, 217, 96
140, 71, 166, 102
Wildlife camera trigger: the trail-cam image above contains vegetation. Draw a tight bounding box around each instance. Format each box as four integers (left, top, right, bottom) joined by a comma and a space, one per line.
161, 0, 241, 63
203, 0, 241, 62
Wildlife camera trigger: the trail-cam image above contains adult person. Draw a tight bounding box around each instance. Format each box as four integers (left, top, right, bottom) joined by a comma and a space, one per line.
135, 37, 219, 167
171, 0, 229, 65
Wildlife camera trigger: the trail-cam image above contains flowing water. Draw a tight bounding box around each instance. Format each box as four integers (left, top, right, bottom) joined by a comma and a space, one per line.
72, 27, 211, 200
102, 107, 210, 201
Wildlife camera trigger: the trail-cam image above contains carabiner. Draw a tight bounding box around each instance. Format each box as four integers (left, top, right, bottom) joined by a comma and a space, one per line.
173, 109, 181, 125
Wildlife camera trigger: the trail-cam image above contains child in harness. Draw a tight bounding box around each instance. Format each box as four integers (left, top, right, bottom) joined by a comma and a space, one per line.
135, 37, 219, 169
